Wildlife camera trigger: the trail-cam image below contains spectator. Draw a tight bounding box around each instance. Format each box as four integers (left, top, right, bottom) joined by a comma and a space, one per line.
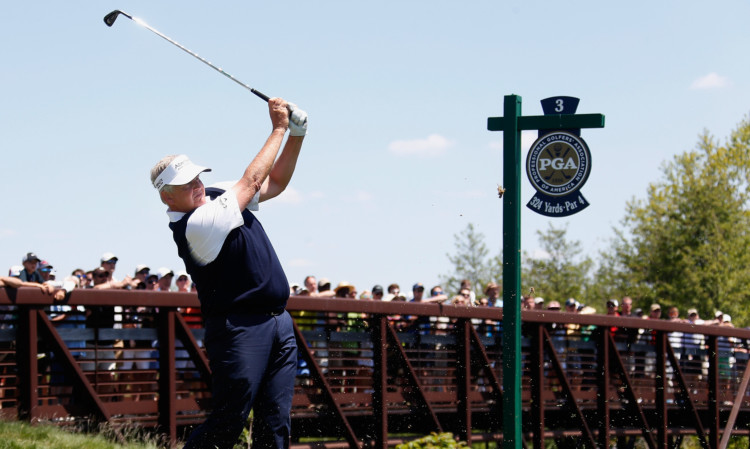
8, 265, 22, 277
317, 278, 335, 297
606, 299, 619, 316
683, 308, 705, 377
428, 285, 449, 304
69, 268, 89, 289
175, 270, 191, 293
156, 267, 174, 292
546, 301, 561, 311
301, 275, 318, 296
686, 308, 703, 325
133, 265, 150, 284
144, 273, 159, 291
451, 287, 473, 306
383, 283, 402, 302
459, 279, 476, 304
535, 297, 546, 310
648, 304, 662, 320
359, 290, 372, 300
80, 270, 94, 289
410, 283, 426, 302
83, 267, 118, 371
334, 281, 356, 298
38, 260, 54, 282
620, 296, 634, 317
18, 252, 44, 283
522, 294, 536, 310
99, 252, 119, 280
483, 282, 501, 307
371, 285, 384, 301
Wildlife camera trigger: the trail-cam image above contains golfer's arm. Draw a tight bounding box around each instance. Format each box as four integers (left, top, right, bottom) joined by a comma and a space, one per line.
233, 128, 287, 210
259, 135, 304, 202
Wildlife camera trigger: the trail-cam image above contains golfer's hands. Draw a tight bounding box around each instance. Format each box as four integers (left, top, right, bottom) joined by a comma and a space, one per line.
269, 98, 289, 132
288, 103, 308, 137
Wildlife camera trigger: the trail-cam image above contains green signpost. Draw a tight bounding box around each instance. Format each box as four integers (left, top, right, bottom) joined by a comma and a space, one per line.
487, 94, 604, 449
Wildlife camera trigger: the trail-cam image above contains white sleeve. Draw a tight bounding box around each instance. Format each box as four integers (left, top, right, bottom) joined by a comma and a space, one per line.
208, 181, 260, 211
185, 188, 259, 265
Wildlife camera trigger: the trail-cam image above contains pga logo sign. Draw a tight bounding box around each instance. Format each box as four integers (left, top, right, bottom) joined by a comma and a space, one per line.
526, 131, 592, 217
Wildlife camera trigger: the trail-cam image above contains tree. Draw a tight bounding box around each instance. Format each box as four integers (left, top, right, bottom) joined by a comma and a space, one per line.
441, 223, 499, 298
522, 223, 593, 306
606, 117, 750, 324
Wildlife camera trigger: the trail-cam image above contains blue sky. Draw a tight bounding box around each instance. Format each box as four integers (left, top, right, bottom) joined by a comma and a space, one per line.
2, 1, 749, 296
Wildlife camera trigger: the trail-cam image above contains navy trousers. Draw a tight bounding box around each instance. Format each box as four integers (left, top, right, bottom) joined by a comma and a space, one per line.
184, 310, 297, 449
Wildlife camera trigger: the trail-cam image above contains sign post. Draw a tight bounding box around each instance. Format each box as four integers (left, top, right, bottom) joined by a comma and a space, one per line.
487, 94, 604, 449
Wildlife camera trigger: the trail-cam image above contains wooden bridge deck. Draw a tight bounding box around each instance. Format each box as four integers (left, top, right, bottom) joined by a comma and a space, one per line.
2, 288, 750, 449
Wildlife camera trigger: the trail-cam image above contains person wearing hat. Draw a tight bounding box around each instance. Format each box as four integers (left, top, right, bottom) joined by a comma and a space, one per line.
175, 270, 191, 293
483, 282, 501, 307
606, 299, 619, 316
156, 267, 175, 292
315, 278, 335, 297
648, 303, 662, 319
565, 298, 579, 313
334, 281, 357, 298
149, 97, 307, 449
133, 265, 151, 285
38, 260, 55, 282
371, 284, 384, 301
18, 252, 44, 283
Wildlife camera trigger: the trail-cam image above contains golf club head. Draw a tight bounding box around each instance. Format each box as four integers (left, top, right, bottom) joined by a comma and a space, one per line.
103, 10, 131, 27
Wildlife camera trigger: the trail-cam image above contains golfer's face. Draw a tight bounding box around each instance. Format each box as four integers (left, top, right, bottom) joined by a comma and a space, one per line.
170, 176, 206, 212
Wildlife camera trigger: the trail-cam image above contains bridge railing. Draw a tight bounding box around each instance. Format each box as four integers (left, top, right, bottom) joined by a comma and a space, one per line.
2, 287, 750, 449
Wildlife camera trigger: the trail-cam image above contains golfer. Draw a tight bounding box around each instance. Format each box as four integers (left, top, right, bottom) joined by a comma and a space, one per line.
150, 97, 307, 448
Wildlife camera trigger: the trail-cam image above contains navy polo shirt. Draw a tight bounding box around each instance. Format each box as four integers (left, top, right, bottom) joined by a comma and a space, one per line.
168, 186, 289, 317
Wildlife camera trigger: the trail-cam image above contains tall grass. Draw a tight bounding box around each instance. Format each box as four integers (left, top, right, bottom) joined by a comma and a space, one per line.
0, 419, 165, 449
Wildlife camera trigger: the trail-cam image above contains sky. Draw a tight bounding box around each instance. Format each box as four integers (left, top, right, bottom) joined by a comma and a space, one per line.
2, 2, 749, 297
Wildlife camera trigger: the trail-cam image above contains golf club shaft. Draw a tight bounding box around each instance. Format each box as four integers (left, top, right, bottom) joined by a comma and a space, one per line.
105, 11, 269, 102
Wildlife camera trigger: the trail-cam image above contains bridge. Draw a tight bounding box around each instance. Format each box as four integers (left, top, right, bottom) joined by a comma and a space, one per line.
1, 287, 749, 449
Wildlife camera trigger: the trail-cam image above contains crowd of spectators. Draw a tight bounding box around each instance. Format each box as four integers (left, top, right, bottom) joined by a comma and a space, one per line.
2, 250, 742, 330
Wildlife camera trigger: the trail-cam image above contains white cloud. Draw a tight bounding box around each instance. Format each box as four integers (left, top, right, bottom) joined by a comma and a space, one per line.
690, 72, 730, 90
388, 134, 454, 157
488, 130, 538, 152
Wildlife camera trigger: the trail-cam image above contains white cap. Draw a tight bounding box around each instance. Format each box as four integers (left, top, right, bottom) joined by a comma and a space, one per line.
101, 252, 118, 263
153, 155, 211, 191
8, 265, 23, 277
176, 270, 189, 280
134, 264, 150, 274
156, 267, 174, 280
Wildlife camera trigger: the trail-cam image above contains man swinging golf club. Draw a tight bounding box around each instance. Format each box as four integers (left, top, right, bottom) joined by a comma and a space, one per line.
150, 97, 307, 448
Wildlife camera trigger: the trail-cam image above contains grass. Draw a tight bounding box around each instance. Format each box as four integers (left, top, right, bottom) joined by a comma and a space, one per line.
0, 419, 165, 449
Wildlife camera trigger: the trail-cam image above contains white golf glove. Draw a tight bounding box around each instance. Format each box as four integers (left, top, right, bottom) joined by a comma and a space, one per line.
288, 103, 308, 137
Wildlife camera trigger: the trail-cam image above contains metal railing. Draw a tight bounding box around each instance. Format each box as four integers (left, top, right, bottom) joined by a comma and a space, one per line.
2, 287, 750, 449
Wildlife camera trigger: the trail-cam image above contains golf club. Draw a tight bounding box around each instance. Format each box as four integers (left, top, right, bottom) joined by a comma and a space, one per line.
103, 10, 270, 102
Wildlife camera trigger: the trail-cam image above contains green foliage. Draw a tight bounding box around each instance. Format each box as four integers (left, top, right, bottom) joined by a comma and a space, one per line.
396, 432, 468, 449
441, 223, 499, 298
522, 223, 593, 306
605, 116, 750, 324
